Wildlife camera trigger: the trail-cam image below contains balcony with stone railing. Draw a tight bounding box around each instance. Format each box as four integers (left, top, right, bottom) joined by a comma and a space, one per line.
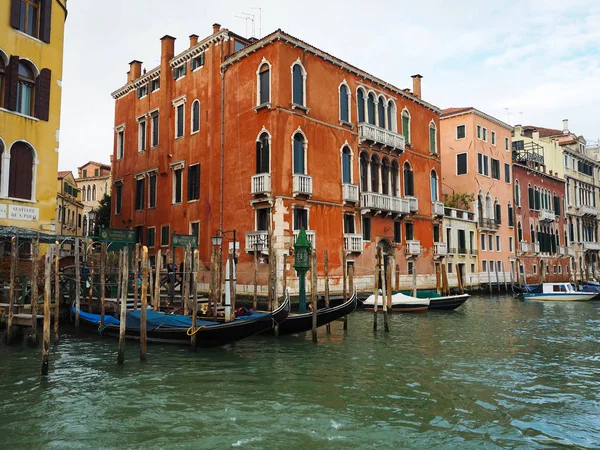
532, 242, 540, 253
432, 201, 445, 217
479, 218, 500, 232
568, 247, 575, 256
578, 204, 598, 217
342, 183, 359, 203
407, 196, 418, 213
292, 174, 313, 196
434, 242, 447, 257
406, 240, 421, 256
251, 173, 271, 195
519, 241, 530, 254
245, 231, 269, 253
293, 229, 316, 248
558, 245, 566, 255
344, 234, 363, 253
539, 209, 556, 222
358, 123, 406, 152
583, 241, 600, 251
360, 192, 410, 215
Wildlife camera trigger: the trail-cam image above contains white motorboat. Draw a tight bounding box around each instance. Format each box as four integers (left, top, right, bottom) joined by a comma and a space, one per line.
522, 283, 598, 302
362, 292, 429, 313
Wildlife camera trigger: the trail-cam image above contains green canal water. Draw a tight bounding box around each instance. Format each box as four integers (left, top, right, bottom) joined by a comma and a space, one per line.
1, 295, 599, 449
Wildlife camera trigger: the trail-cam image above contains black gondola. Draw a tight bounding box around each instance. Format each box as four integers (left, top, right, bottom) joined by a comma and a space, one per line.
74, 292, 290, 347
268, 291, 357, 336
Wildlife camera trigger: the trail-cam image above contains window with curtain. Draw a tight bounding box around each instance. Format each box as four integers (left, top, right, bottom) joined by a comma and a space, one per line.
339, 84, 349, 122
357, 89, 365, 123
403, 163, 414, 196
192, 100, 200, 133
367, 93, 376, 125
292, 64, 304, 106
259, 63, 270, 105
430, 171, 438, 201
342, 147, 351, 183
16, 61, 35, 116
256, 132, 270, 174
293, 133, 305, 174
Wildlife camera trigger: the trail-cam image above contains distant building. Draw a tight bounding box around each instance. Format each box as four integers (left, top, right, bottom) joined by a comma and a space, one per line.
441, 207, 479, 288
57, 171, 84, 238
75, 161, 111, 236
440, 108, 515, 287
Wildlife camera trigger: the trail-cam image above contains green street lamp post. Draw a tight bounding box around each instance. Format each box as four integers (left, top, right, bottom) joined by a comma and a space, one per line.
294, 228, 311, 313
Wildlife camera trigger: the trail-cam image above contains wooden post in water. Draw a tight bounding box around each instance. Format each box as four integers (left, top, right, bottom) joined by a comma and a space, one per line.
191, 249, 199, 350
140, 246, 148, 361
267, 231, 273, 311
373, 247, 381, 332
455, 264, 463, 293
153, 249, 161, 311
54, 241, 60, 344
412, 259, 418, 297
100, 242, 106, 331
487, 262, 492, 294
436, 264, 441, 295
229, 252, 236, 317
395, 264, 400, 292
41, 246, 52, 376
272, 248, 278, 311
117, 247, 129, 365
311, 250, 317, 343
441, 263, 449, 296
213, 248, 220, 320
324, 250, 330, 334
88, 249, 94, 313
30, 238, 39, 344
494, 262, 501, 293
148, 257, 154, 311
133, 243, 139, 311
347, 263, 353, 331
253, 246, 258, 310
75, 238, 81, 331
7, 237, 16, 344
384, 263, 391, 332
182, 245, 190, 315
502, 261, 508, 291
342, 251, 348, 330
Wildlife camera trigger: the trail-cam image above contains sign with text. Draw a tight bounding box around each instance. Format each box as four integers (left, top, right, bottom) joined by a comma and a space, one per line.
8, 205, 39, 221
172, 233, 198, 248
99, 228, 135, 243
0, 204, 6, 219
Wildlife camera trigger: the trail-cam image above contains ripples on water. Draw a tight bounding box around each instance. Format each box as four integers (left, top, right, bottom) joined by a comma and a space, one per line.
1, 296, 599, 449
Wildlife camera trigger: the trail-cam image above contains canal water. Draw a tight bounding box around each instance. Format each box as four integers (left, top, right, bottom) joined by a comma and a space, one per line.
1, 295, 599, 449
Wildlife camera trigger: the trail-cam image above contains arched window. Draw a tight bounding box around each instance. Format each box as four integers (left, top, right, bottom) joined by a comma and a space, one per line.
256, 131, 270, 174
403, 162, 414, 196
381, 158, 390, 195
191, 100, 200, 133
367, 93, 376, 125
83, 215, 88, 236
518, 222, 523, 241
342, 146, 352, 184
292, 63, 305, 106
387, 100, 396, 132
402, 109, 411, 143
0, 139, 4, 197
530, 224, 535, 242
360, 152, 369, 192
81, 185, 86, 201
17, 61, 35, 116
430, 170, 438, 201
429, 121, 437, 154
293, 133, 305, 174
257, 61, 270, 105
8, 141, 34, 200
486, 194, 493, 219
357, 88, 365, 123
370, 155, 380, 193
478, 193, 484, 221
377, 96, 385, 128
391, 160, 399, 197
87, 185, 91, 202
494, 200, 501, 224
0, 53, 6, 107
92, 185, 96, 201
515, 180, 521, 207
339, 83, 350, 122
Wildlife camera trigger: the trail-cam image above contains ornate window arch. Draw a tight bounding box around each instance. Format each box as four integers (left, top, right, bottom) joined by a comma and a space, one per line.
92, 185, 96, 201
387, 99, 397, 132
340, 143, 353, 184
256, 128, 271, 174
0, 49, 7, 107
367, 92, 376, 125
257, 58, 271, 106
403, 162, 414, 196
359, 152, 369, 192
191, 99, 200, 133
357, 87, 366, 123
370, 154, 380, 193
429, 120, 437, 154
377, 94, 386, 128
391, 159, 399, 197
339, 81, 351, 123
381, 157, 390, 195
430, 169, 438, 201
515, 180, 521, 207
291, 60, 307, 107
292, 128, 308, 174
402, 108, 411, 144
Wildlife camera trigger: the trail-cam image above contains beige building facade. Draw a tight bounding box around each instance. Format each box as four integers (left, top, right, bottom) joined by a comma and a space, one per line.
57, 171, 83, 237
75, 161, 111, 236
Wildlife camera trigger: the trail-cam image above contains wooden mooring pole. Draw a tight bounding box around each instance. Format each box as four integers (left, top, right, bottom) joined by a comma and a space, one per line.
182, 245, 190, 315
191, 250, 199, 350
395, 264, 400, 292
29, 238, 39, 346
54, 241, 60, 344
41, 246, 53, 376
140, 246, 148, 361
311, 250, 317, 343
324, 250, 330, 334
6, 236, 16, 344
383, 262, 390, 332
373, 247, 381, 332
253, 246, 258, 310
494, 262, 501, 293
455, 264, 463, 293
88, 249, 94, 313
412, 258, 418, 297
347, 263, 354, 331
100, 242, 106, 331
117, 247, 129, 365
436, 264, 441, 295
154, 249, 161, 311
75, 238, 81, 332
133, 243, 139, 311
342, 251, 348, 331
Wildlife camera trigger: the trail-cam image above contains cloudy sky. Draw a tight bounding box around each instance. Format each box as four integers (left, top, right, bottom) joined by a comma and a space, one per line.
58, 0, 600, 172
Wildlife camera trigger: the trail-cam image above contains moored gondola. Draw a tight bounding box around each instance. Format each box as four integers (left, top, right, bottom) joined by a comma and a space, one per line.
74, 292, 290, 347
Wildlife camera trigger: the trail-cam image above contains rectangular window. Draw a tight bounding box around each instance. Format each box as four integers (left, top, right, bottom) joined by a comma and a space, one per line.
447, 263, 453, 274
293, 208, 308, 230
257, 208, 270, 231
115, 182, 122, 215
174, 64, 186, 80
173, 167, 182, 204
175, 104, 184, 138
151, 112, 159, 147
458, 229, 466, 253
509, 236, 514, 253
496, 235, 501, 252
504, 163, 510, 183
482, 260, 487, 272
491, 131, 496, 145
483, 155, 489, 176
146, 227, 156, 247
187, 164, 200, 201
533, 264, 537, 275
148, 172, 157, 208
191, 53, 205, 71
564, 154, 568, 167
137, 84, 148, 99
344, 215, 355, 234
433, 224, 440, 243
482, 127, 488, 141
407, 261, 414, 275
78, 214, 82, 228
429, 126, 437, 154
491, 158, 500, 180
471, 263, 475, 273
259, 68, 270, 105
456, 125, 466, 139
488, 235, 493, 251
135, 178, 145, 211
82, 169, 87, 178
505, 137, 509, 151
489, 260, 494, 272
150, 78, 160, 92
469, 231, 474, 252
477, 125, 482, 139
394, 221, 402, 242
457, 153, 467, 175
138, 118, 146, 152
161, 225, 170, 246
94, 168, 99, 176
135, 226, 143, 244
478, 153, 483, 175
117, 130, 124, 159
481, 233, 486, 251
362, 217, 372, 241
405, 222, 414, 241
190, 222, 200, 244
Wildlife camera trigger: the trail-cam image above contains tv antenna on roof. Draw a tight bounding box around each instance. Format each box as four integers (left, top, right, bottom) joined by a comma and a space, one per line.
234, 14, 253, 38
250, 7, 262, 38
504, 108, 511, 125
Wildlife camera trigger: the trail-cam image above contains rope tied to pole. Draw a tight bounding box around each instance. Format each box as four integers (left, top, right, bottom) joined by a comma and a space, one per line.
186, 325, 207, 336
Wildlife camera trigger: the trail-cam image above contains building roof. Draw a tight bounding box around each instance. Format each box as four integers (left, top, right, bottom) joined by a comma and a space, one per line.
440, 107, 513, 131
440, 107, 474, 116
77, 160, 111, 170
57, 171, 72, 179
75, 175, 111, 182
521, 125, 564, 138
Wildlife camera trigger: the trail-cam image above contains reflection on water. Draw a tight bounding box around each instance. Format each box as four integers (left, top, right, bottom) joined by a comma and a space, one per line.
1, 296, 599, 449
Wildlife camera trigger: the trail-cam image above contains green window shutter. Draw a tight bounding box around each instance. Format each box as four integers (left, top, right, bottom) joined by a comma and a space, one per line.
402, 116, 409, 143
429, 127, 436, 153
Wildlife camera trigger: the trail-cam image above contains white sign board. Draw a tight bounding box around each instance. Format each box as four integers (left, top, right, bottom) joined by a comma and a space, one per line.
8, 205, 39, 221
0, 204, 6, 219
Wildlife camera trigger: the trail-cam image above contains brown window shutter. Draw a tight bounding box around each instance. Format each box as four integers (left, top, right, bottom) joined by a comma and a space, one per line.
10, 0, 20, 29
5, 56, 19, 111
40, 0, 52, 43
9, 142, 33, 200
35, 68, 51, 121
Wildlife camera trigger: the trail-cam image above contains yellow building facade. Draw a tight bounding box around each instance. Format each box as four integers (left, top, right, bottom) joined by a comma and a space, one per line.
0, 0, 67, 233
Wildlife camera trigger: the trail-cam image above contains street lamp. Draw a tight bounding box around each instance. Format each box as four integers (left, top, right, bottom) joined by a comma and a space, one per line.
294, 228, 311, 313
252, 235, 268, 309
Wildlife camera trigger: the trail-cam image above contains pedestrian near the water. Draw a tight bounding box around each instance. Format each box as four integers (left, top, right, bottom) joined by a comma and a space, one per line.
166, 258, 177, 304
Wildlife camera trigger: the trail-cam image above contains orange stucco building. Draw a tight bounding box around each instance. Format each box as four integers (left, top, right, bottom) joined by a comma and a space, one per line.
440, 108, 515, 286
111, 24, 443, 294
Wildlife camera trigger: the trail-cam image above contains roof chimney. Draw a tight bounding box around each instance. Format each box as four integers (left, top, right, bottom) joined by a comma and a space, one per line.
411, 74, 423, 99
189, 34, 199, 48
563, 119, 569, 134
128, 60, 143, 82
160, 35, 176, 61
213, 23, 221, 34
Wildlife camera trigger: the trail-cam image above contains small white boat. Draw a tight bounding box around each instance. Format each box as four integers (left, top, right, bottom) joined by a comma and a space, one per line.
522, 283, 598, 302
362, 292, 429, 313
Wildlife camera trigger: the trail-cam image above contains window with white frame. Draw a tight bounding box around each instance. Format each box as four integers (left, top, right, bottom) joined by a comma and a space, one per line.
257, 60, 271, 106
191, 53, 205, 71
173, 97, 186, 138
456, 125, 466, 139
116, 126, 125, 160
509, 236, 514, 253
482, 127, 488, 141
114, 181, 123, 215
151, 110, 159, 147
357, 88, 365, 123
187, 164, 200, 201
173, 63, 186, 80
137, 84, 148, 99
341, 146, 352, 184
496, 235, 501, 252
146, 227, 156, 247
293, 132, 306, 174
171, 163, 184, 204
402, 109, 411, 143
291, 61, 306, 107
481, 233, 486, 251
150, 78, 160, 92
148, 171, 157, 208
457, 153, 467, 175
135, 176, 145, 211
505, 137, 509, 151
293, 208, 308, 231
429, 121, 437, 154
339, 82, 350, 123
138, 116, 146, 152
491, 131, 496, 145
477, 125, 481, 139
344, 214, 355, 234
191, 100, 200, 134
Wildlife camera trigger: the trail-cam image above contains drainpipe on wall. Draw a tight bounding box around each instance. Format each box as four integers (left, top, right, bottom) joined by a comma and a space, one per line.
220, 51, 225, 234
